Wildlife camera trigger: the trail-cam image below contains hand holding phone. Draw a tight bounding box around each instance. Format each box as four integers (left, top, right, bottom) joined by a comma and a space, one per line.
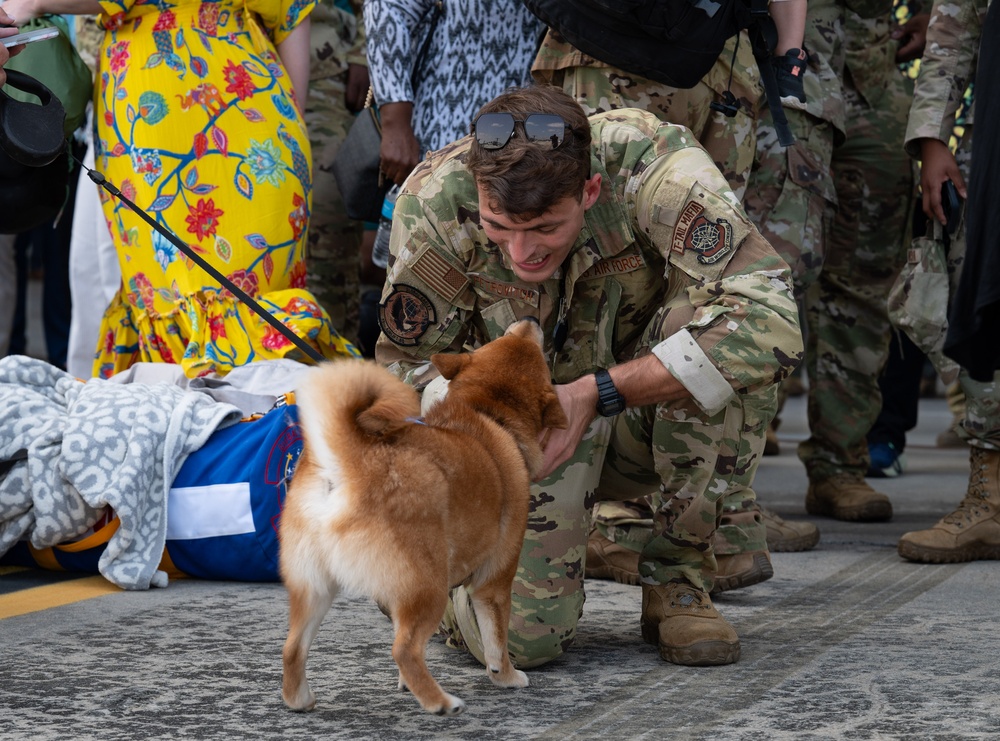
2, 26, 59, 48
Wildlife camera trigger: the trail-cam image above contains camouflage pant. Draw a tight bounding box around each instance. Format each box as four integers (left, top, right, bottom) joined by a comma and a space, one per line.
426, 322, 775, 668
744, 107, 838, 301
536, 37, 770, 560
304, 76, 365, 346
797, 76, 915, 481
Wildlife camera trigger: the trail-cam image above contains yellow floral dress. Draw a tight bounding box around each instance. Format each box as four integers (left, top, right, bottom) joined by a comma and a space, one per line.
93, 0, 358, 378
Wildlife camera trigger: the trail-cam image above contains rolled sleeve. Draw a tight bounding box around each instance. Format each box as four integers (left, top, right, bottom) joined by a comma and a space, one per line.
652, 330, 735, 415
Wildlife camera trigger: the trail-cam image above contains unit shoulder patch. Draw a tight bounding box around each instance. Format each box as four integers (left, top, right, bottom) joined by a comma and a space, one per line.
378, 285, 436, 346
672, 206, 734, 265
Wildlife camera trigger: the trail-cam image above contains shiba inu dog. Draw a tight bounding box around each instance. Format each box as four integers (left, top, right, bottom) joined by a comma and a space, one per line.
280, 319, 567, 715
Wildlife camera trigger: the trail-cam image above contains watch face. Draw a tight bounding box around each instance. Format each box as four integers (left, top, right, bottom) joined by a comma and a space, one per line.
599, 395, 625, 416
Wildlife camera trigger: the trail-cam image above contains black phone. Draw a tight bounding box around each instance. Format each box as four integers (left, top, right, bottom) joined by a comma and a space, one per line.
941, 179, 961, 235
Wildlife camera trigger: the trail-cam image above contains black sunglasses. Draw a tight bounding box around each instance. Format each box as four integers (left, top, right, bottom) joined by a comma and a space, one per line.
471, 112, 571, 150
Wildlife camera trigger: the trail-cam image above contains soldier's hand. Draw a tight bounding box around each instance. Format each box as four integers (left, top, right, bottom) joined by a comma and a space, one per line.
919, 138, 966, 226
379, 101, 421, 186
892, 13, 929, 64
534, 380, 597, 481
345, 63, 370, 113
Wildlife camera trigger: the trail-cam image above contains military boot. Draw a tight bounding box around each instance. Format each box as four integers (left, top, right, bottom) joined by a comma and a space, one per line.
898, 447, 1000, 563
710, 551, 773, 594
590, 527, 778, 594
641, 582, 740, 666
761, 507, 820, 552
806, 472, 893, 522
585, 529, 640, 586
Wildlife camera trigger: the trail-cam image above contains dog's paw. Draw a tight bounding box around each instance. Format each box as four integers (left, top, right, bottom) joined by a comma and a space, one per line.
488, 666, 529, 688
431, 693, 466, 716
282, 688, 317, 712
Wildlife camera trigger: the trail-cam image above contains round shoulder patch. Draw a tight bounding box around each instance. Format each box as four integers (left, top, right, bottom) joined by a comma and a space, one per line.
378, 285, 437, 346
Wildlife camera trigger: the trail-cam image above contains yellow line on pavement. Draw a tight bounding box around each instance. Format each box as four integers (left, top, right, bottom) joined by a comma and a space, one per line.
0, 576, 122, 620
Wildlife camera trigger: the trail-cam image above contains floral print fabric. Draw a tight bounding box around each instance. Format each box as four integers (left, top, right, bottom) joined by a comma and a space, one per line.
93, 0, 358, 378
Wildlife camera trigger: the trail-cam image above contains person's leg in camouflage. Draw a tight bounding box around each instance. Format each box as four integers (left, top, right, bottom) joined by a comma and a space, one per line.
740, 105, 838, 551
304, 4, 367, 346
441, 419, 613, 668
800, 13, 914, 520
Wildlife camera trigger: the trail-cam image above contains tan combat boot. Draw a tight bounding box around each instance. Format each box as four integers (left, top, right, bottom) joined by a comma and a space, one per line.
761, 507, 820, 552
589, 529, 777, 594
898, 447, 1000, 563
641, 582, 740, 666
585, 529, 640, 586
805, 472, 893, 522
710, 551, 773, 594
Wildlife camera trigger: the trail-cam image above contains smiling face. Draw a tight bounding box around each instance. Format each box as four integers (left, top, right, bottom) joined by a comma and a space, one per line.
477, 174, 602, 284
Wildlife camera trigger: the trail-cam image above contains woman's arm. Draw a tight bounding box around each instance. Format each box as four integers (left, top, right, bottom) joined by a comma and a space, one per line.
1, 0, 102, 23
276, 16, 310, 115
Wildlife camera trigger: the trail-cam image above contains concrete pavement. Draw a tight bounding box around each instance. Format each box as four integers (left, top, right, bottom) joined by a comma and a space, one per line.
1, 392, 996, 740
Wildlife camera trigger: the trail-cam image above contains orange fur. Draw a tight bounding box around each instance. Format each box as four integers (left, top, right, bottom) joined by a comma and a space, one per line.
279, 320, 567, 716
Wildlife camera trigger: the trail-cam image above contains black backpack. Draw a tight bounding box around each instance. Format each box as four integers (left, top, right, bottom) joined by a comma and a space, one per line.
522, 0, 793, 144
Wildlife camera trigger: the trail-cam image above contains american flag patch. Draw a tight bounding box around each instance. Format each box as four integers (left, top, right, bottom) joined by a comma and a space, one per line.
411, 250, 469, 302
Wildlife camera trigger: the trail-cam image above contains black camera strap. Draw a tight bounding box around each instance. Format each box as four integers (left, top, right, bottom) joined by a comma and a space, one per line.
72, 151, 325, 363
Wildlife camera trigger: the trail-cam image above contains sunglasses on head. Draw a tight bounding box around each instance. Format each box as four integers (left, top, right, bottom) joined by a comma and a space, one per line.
471, 112, 571, 150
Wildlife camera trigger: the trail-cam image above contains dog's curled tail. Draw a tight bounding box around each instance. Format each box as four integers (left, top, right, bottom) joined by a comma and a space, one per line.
296, 359, 422, 458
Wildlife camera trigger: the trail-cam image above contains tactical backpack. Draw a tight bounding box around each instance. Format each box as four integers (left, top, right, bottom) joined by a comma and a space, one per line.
522, 0, 794, 144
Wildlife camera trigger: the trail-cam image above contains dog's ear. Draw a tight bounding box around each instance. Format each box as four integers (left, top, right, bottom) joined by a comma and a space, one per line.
542, 391, 569, 430
431, 352, 472, 380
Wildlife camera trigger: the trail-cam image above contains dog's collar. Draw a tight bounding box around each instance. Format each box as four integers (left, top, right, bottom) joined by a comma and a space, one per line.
405, 416, 427, 426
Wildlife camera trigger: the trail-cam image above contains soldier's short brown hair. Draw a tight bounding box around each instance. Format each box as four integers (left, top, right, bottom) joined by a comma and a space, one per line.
467, 85, 592, 221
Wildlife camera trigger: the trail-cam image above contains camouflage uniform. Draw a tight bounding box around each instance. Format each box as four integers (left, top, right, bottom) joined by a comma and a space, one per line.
745, 0, 915, 484
304, 0, 367, 345
532, 29, 769, 559
898, 0, 999, 450
531, 29, 762, 202
375, 109, 803, 666
743, 0, 846, 295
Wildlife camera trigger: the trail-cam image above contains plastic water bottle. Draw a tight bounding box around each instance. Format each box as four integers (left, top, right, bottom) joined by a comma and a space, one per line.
372, 185, 399, 269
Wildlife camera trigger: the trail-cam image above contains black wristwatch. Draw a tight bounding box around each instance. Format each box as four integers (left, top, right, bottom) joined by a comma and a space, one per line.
594, 368, 626, 417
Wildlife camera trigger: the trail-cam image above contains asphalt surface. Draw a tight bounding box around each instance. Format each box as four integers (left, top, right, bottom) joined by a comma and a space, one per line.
5, 282, 996, 739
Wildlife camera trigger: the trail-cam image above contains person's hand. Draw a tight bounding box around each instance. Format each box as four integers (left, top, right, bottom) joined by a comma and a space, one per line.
344, 63, 370, 113
534, 376, 599, 481
892, 13, 930, 63
378, 101, 421, 186
0, 0, 37, 26
919, 137, 967, 225
0, 8, 24, 86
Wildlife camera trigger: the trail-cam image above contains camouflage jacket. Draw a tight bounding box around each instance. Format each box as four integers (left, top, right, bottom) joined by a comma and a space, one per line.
844, 0, 911, 112
530, 27, 759, 103
310, 0, 366, 84
375, 110, 801, 414
904, 0, 988, 157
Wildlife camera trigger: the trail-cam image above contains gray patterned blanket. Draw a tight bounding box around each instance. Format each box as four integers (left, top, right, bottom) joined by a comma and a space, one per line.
0, 356, 242, 589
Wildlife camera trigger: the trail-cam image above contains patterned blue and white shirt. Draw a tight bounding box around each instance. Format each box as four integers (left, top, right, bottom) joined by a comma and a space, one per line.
365, 0, 545, 152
